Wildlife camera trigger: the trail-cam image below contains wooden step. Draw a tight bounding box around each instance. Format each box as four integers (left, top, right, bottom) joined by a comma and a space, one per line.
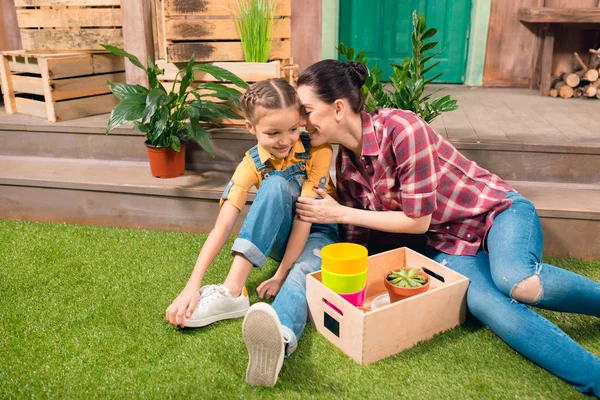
510, 181, 600, 219
456, 141, 600, 185
1, 155, 598, 258
0, 125, 254, 172
0, 109, 254, 172
2, 108, 600, 183
0, 155, 250, 233
508, 181, 600, 258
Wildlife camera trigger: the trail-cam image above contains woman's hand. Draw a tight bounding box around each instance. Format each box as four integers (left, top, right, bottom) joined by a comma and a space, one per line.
165, 285, 199, 328
257, 275, 285, 299
296, 188, 345, 224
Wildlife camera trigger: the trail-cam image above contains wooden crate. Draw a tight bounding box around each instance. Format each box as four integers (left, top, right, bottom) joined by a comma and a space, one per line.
306, 247, 470, 365
14, 0, 123, 52
154, 0, 291, 63
157, 59, 286, 126
0, 51, 125, 122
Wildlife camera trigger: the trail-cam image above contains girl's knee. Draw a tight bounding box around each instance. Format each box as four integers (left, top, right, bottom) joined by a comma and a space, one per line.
255, 176, 293, 205
260, 175, 288, 191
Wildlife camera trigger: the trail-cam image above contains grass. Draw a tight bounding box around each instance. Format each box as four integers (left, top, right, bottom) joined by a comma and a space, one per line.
1, 219, 599, 399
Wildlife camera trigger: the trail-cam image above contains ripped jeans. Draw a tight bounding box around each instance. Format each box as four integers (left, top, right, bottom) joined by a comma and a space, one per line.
232, 176, 339, 356
426, 192, 600, 396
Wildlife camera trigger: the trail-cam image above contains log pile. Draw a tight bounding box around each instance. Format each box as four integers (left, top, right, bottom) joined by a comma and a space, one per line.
550, 49, 600, 100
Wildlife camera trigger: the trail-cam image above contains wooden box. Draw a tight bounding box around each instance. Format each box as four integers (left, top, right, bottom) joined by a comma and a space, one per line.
0, 51, 125, 122
14, 0, 123, 52
306, 247, 470, 365
154, 0, 291, 63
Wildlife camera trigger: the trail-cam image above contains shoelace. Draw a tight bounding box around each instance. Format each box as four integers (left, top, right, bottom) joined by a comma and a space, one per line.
199, 284, 227, 306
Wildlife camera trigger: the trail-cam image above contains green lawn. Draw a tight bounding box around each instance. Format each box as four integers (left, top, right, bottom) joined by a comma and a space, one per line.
1, 220, 599, 399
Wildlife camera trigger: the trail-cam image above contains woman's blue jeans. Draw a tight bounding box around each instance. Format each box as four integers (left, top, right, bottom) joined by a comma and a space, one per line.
231, 176, 339, 355
426, 192, 600, 395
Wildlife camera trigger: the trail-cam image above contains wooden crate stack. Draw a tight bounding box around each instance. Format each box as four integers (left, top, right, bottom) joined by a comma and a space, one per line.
0, 51, 124, 122
154, 0, 291, 63
1, 1, 125, 121
550, 50, 600, 100
153, 0, 296, 127
14, 0, 123, 52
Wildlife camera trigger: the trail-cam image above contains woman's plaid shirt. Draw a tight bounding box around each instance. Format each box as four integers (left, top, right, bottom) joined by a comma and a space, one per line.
336, 109, 514, 256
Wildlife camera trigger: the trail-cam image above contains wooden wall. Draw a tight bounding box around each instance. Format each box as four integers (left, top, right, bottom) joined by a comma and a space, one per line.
0, 0, 21, 51
483, 0, 600, 88
483, 0, 544, 87
291, 0, 322, 72
122, 0, 154, 86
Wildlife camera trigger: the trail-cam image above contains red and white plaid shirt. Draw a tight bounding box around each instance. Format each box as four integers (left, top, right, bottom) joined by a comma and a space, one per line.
336, 109, 514, 256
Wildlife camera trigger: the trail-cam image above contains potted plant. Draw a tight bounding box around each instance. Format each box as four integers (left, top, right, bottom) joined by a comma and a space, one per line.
226, 0, 292, 85
232, 0, 276, 63
337, 11, 458, 123
100, 44, 248, 178
384, 267, 430, 303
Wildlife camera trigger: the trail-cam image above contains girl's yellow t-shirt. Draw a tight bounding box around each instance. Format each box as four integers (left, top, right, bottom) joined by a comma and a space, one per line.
220, 139, 336, 211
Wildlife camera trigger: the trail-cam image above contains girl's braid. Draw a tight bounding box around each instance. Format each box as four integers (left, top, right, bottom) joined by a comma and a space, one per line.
239, 78, 300, 122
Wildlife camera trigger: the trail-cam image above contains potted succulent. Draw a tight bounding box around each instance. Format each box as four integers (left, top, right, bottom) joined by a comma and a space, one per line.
384, 267, 430, 303
100, 44, 248, 178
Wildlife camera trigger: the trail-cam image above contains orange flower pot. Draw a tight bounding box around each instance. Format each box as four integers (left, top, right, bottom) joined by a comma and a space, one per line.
384, 268, 430, 303
145, 142, 186, 178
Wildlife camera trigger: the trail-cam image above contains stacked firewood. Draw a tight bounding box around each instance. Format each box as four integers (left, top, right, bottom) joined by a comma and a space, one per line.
550, 49, 600, 100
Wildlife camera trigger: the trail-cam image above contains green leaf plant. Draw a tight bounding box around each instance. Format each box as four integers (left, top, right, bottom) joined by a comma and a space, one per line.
387, 268, 427, 288
101, 45, 249, 154
337, 11, 458, 123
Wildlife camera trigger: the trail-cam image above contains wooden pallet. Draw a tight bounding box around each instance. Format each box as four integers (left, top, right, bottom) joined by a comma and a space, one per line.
157, 59, 282, 84
14, 0, 123, 52
0, 51, 124, 122
154, 0, 291, 63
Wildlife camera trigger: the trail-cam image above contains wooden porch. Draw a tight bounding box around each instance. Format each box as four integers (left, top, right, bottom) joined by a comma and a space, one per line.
1, 85, 599, 258
429, 85, 600, 146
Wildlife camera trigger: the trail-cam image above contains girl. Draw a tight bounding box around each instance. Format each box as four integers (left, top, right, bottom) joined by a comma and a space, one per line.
165, 78, 339, 387
294, 60, 600, 396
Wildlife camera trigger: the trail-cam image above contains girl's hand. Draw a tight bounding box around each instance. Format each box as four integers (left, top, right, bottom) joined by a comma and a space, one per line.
257, 275, 285, 300
165, 285, 199, 328
296, 188, 344, 224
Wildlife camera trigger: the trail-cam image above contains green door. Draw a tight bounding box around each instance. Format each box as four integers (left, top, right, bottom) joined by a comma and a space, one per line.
339, 0, 471, 83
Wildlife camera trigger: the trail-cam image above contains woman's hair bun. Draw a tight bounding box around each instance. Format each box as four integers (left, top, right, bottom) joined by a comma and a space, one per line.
345, 61, 368, 88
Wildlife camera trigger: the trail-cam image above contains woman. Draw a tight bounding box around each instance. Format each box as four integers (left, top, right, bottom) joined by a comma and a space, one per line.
295, 59, 600, 396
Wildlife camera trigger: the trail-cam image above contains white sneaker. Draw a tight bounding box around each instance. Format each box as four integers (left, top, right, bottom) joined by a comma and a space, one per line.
183, 284, 249, 328
242, 303, 285, 387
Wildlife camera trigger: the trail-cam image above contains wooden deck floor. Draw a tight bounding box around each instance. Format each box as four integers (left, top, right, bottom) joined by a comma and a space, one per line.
0, 86, 598, 147
428, 86, 600, 147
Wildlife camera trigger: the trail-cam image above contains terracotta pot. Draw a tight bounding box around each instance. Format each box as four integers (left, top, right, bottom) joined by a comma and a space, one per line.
384, 268, 430, 303
145, 141, 186, 178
